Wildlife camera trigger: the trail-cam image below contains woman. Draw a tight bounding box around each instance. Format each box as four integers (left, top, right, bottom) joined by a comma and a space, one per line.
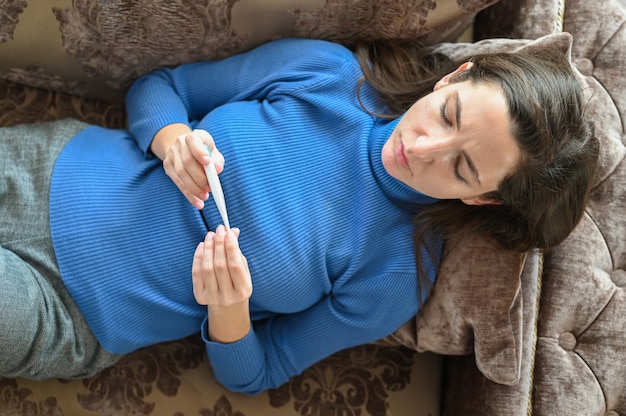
0, 36, 597, 394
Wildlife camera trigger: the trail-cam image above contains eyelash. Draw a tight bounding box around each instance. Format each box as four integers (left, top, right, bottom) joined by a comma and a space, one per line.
454, 157, 468, 184
443, 101, 465, 183
440, 101, 452, 127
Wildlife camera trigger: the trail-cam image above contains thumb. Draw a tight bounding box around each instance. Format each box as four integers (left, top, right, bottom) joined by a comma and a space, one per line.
193, 129, 225, 172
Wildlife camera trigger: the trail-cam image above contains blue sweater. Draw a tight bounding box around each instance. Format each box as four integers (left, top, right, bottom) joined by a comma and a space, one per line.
49, 39, 442, 394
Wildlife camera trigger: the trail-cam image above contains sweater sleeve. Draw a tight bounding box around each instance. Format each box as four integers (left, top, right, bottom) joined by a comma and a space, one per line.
202, 268, 434, 395
125, 38, 356, 156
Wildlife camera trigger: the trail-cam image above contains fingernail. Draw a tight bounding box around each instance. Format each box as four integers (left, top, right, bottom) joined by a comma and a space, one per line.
216, 225, 225, 234
205, 232, 215, 241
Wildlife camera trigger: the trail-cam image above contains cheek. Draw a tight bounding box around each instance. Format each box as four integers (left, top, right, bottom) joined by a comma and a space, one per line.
380, 141, 397, 175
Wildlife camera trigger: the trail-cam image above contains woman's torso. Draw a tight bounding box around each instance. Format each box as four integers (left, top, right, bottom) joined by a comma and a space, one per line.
49, 41, 439, 353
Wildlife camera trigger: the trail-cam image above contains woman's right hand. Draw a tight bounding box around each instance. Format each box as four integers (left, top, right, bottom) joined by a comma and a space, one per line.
192, 226, 252, 343
155, 126, 225, 210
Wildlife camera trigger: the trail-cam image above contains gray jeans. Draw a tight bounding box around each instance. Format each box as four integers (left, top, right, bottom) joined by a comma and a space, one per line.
0, 119, 121, 380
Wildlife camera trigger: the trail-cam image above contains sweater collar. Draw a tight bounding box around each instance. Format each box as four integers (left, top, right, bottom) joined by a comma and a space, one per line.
369, 118, 439, 207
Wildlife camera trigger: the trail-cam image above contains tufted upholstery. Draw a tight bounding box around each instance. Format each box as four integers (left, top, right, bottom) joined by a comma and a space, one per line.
443, 0, 626, 414
534, 0, 626, 414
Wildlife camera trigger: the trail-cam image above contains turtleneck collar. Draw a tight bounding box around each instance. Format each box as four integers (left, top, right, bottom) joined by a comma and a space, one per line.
369, 118, 439, 207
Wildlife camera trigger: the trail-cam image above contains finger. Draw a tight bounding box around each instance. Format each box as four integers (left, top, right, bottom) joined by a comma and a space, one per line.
165, 139, 209, 206
188, 130, 213, 166
191, 242, 207, 304
212, 225, 233, 295
191, 129, 225, 173
176, 138, 210, 193
225, 230, 252, 299
164, 160, 207, 209
202, 232, 219, 297
172, 155, 209, 197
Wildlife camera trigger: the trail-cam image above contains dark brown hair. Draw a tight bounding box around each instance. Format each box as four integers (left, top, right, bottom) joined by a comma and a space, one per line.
356, 40, 599, 298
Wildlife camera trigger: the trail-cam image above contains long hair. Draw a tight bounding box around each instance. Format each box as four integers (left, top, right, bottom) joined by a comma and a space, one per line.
355, 40, 599, 299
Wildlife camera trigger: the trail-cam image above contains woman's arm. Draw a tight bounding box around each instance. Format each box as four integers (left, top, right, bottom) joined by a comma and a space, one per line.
192, 226, 252, 343
202, 269, 430, 395
150, 123, 191, 161
124, 39, 353, 208
125, 38, 354, 157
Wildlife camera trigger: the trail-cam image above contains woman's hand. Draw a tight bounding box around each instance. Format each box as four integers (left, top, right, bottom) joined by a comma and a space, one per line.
192, 225, 252, 343
156, 126, 225, 210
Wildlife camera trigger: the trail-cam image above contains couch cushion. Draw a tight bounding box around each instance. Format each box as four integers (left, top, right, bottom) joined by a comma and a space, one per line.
0, 0, 499, 101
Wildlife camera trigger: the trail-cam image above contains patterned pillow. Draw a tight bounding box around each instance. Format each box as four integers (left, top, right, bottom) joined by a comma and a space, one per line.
0, 0, 500, 101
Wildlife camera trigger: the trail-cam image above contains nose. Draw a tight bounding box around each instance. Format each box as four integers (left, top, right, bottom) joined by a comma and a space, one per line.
409, 135, 454, 162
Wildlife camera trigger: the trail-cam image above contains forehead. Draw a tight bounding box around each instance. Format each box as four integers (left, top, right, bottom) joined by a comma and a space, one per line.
454, 81, 521, 183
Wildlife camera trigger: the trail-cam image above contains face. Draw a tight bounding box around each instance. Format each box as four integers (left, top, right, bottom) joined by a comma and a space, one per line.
381, 63, 522, 205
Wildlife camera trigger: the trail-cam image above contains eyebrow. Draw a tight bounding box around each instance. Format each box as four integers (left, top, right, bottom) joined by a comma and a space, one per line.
462, 150, 481, 186
454, 91, 480, 186
455, 91, 462, 130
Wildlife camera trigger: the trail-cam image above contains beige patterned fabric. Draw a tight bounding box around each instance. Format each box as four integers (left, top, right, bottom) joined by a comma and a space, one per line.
0, 0, 499, 101
0, 330, 441, 415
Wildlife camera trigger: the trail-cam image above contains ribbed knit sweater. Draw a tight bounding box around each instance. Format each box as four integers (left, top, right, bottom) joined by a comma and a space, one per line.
49, 39, 441, 394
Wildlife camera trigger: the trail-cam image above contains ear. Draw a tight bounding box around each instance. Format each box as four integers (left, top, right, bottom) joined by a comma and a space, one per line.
461, 195, 503, 206
434, 62, 474, 91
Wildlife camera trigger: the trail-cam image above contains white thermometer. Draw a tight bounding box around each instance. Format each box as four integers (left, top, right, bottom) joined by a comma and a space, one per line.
204, 146, 230, 230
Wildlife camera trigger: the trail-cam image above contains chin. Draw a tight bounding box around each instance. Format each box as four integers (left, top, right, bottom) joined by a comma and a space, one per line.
409, 184, 439, 199
380, 151, 396, 176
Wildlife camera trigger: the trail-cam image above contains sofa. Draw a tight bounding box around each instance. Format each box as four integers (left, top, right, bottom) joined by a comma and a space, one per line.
0, 0, 624, 415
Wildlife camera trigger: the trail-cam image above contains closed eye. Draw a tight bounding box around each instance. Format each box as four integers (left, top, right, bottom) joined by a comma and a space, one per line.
440, 100, 452, 127
454, 156, 468, 184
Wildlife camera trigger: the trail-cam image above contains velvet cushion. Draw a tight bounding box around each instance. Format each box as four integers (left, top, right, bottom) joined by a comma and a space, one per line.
379, 31, 620, 387
0, 0, 499, 101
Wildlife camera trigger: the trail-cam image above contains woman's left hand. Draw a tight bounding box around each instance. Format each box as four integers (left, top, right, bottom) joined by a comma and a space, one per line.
192, 225, 252, 343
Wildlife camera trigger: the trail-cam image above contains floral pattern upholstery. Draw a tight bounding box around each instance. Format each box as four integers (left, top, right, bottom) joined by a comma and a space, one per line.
0, 0, 498, 101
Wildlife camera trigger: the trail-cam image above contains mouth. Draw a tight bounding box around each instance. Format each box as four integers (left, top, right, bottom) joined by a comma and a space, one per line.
395, 140, 411, 172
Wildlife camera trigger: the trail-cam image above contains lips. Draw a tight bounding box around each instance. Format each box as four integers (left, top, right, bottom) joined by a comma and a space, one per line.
395, 141, 411, 171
